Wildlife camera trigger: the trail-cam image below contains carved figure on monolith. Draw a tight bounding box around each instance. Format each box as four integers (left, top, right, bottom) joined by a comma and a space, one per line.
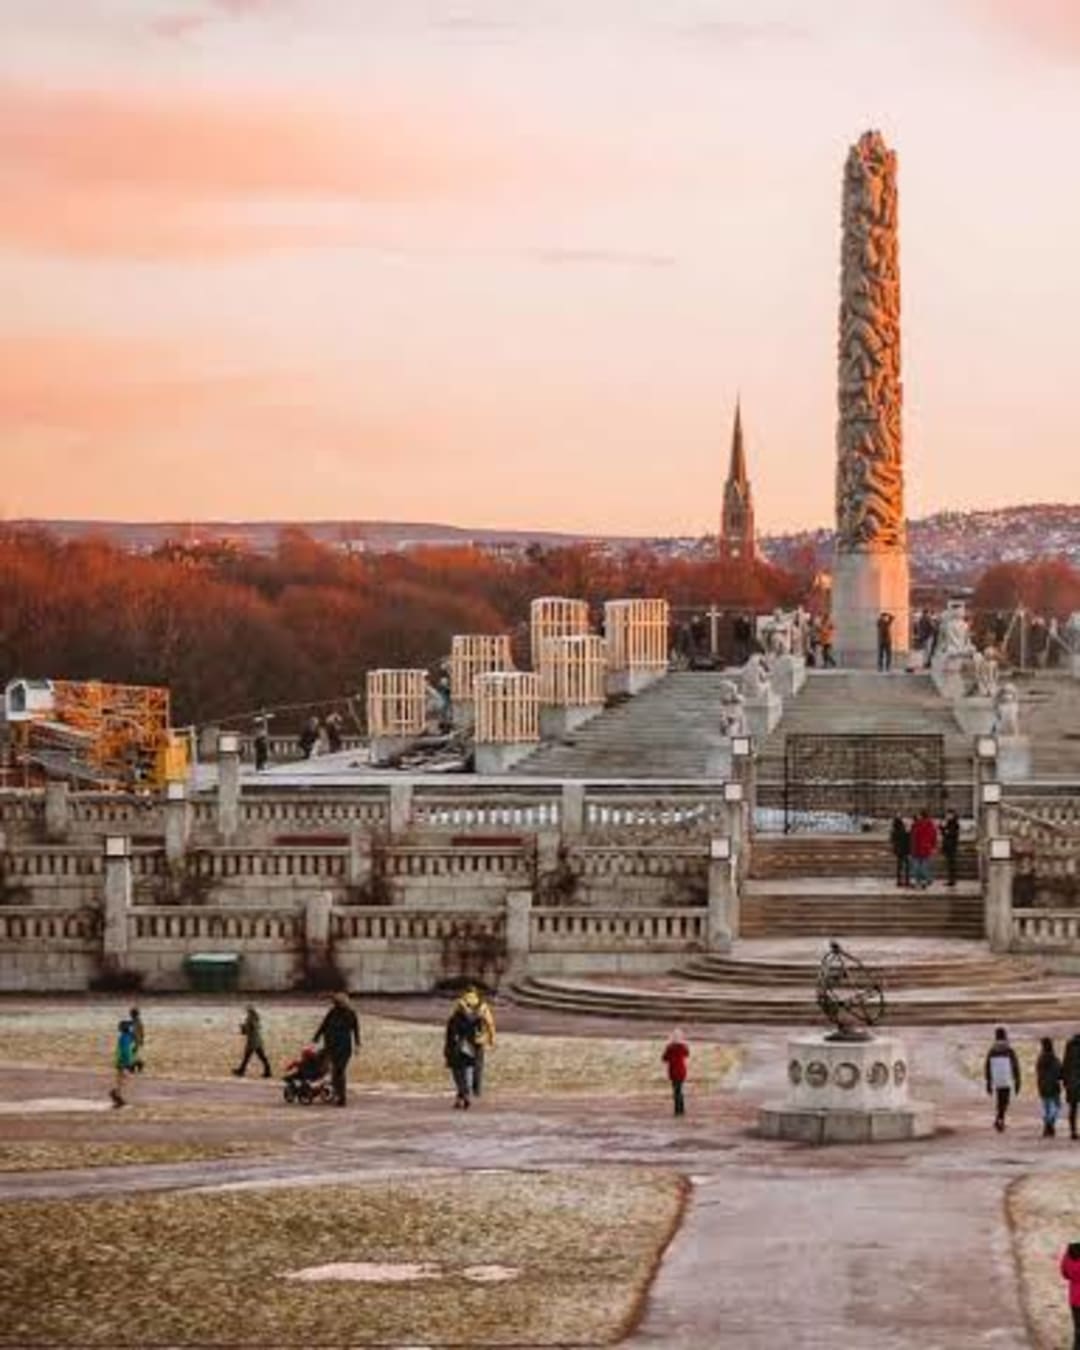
833, 131, 911, 667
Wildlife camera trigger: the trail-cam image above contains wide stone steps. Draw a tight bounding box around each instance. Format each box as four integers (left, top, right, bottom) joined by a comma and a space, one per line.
749, 835, 979, 880
740, 883, 984, 939
678, 952, 1034, 989
510, 968, 1080, 1025
512, 672, 737, 778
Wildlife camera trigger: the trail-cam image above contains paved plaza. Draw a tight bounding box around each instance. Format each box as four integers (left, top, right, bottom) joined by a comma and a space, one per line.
2, 995, 1079, 1347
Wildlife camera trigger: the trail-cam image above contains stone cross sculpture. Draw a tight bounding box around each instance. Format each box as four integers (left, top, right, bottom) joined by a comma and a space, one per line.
994, 682, 1021, 737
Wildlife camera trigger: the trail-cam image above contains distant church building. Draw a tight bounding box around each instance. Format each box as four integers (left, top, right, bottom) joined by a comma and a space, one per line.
719, 400, 756, 562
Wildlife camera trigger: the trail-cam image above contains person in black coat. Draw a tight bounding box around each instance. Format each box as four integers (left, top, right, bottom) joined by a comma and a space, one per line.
941, 810, 961, 887
314, 992, 361, 1106
1037, 1037, 1064, 1138
1063, 1033, 1080, 1140
890, 816, 911, 888
444, 1002, 480, 1109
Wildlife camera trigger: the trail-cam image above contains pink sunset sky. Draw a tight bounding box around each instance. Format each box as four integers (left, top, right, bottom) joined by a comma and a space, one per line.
2, 0, 1079, 534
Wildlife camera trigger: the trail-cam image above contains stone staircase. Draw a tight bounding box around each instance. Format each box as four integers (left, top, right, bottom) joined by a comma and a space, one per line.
510, 941, 1080, 1024
510, 671, 734, 778
756, 669, 974, 815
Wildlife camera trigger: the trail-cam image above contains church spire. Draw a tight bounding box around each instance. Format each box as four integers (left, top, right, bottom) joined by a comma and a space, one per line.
719, 398, 756, 563
729, 396, 748, 489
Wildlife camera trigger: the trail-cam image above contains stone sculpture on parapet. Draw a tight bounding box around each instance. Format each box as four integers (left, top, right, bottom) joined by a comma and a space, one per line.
716, 679, 747, 738
832, 130, 911, 668
740, 653, 782, 739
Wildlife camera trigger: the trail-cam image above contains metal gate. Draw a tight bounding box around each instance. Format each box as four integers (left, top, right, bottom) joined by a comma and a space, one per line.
783, 734, 945, 833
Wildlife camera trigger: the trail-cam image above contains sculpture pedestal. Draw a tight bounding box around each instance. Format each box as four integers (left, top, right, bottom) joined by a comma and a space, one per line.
832, 550, 910, 670
952, 696, 995, 736
771, 655, 807, 699
997, 736, 1032, 783
745, 691, 782, 740
704, 737, 733, 779
758, 1033, 935, 1145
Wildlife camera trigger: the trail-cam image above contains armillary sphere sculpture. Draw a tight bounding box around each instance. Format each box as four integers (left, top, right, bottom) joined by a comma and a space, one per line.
816, 940, 886, 1042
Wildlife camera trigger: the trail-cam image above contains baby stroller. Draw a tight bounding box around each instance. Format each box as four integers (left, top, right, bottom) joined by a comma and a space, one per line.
282, 1044, 335, 1104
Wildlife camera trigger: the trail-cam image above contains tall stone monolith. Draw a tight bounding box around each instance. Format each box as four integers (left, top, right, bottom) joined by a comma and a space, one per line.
832, 130, 910, 668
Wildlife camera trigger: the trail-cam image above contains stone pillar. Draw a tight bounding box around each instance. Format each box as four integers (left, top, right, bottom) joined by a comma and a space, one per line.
388, 780, 413, 837
164, 781, 190, 864
347, 830, 373, 886
304, 890, 334, 968
536, 829, 561, 877
505, 889, 532, 977
707, 837, 737, 951
832, 131, 910, 668
724, 783, 748, 881
44, 780, 70, 842
217, 732, 241, 841
102, 835, 132, 964
985, 842, 1014, 954
560, 781, 586, 839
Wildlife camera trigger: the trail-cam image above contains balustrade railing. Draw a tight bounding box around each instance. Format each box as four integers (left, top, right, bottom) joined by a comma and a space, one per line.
332, 907, 505, 943
129, 906, 303, 944
0, 905, 99, 945
531, 906, 706, 949
411, 791, 559, 833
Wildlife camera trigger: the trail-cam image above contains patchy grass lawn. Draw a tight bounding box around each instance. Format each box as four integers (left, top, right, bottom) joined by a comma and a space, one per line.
0, 1005, 740, 1098
1007, 1171, 1080, 1350
0, 1139, 267, 1172
0, 1167, 685, 1346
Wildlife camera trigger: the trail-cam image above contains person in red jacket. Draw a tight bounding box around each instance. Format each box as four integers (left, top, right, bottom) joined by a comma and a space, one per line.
909, 810, 939, 890
1060, 1241, 1080, 1348
661, 1029, 690, 1117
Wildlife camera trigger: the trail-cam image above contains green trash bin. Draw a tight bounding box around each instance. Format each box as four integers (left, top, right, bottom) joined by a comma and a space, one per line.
185, 953, 241, 994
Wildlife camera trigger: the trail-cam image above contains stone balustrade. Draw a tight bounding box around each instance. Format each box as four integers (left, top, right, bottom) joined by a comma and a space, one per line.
1012, 910, 1080, 949
531, 906, 706, 951
129, 905, 303, 945
583, 791, 727, 839
411, 789, 560, 833
332, 906, 506, 944
0, 905, 99, 946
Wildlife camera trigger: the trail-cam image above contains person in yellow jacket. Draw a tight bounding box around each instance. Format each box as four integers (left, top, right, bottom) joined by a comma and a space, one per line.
459, 987, 496, 1098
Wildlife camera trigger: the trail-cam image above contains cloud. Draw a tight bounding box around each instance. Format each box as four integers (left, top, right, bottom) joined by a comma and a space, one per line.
0, 83, 512, 259
972, 0, 1080, 59
530, 247, 676, 269
152, 0, 284, 40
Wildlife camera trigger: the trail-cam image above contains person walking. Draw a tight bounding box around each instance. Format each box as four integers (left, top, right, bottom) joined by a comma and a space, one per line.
1060, 1241, 1080, 1350
818, 615, 836, 668
461, 987, 496, 1099
985, 1026, 1021, 1132
890, 815, 911, 888
233, 1005, 272, 1078
661, 1028, 690, 1117
1037, 1036, 1063, 1138
877, 611, 895, 672
941, 809, 961, 888
314, 991, 361, 1106
109, 1017, 138, 1108
129, 1006, 145, 1072
444, 997, 480, 1109
909, 810, 939, 889
1063, 1030, 1080, 1139
253, 717, 270, 772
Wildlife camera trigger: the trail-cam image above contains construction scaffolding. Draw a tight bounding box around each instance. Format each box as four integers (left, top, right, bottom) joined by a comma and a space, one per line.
449, 634, 514, 703
529, 597, 590, 671
474, 672, 541, 745
365, 669, 428, 738
605, 599, 670, 674
539, 635, 607, 708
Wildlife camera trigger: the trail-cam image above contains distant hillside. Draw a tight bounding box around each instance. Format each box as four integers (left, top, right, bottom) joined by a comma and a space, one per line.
10, 503, 1080, 585
762, 504, 1080, 586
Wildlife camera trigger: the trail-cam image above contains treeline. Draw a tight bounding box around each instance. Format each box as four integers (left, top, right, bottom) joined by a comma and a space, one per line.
0, 529, 802, 728
972, 559, 1080, 617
